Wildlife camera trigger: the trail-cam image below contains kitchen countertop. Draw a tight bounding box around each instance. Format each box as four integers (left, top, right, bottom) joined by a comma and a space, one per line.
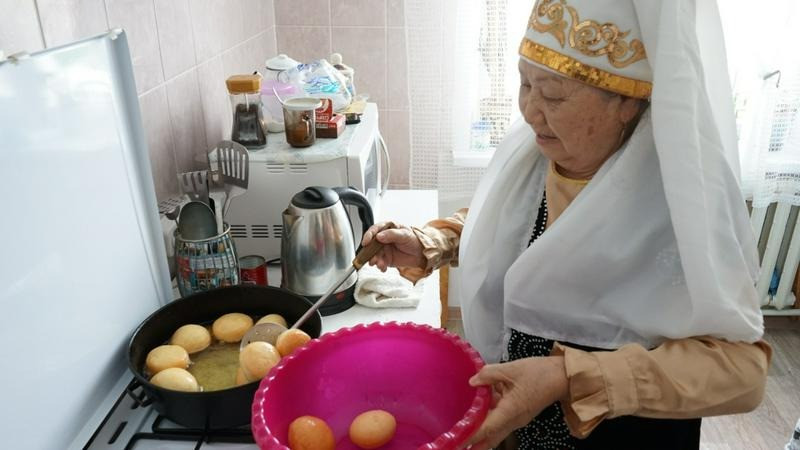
268, 189, 442, 332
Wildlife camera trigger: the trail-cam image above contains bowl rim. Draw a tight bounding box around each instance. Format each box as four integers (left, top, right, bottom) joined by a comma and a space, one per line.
250, 321, 491, 450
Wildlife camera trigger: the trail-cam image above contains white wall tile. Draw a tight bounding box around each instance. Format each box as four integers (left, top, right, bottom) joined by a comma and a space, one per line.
331, 0, 385, 27
249, 32, 272, 72
105, 0, 164, 93
275, 26, 331, 63
386, 28, 408, 110
219, 0, 246, 53
139, 86, 179, 199
222, 42, 252, 79
266, 28, 278, 60
274, 0, 329, 26
332, 27, 386, 106
241, 0, 271, 39
37, 0, 108, 48
165, 69, 208, 172
387, 0, 404, 27
265, 0, 275, 28
153, 0, 197, 80
188, 0, 224, 63
0, 0, 44, 54
196, 56, 232, 149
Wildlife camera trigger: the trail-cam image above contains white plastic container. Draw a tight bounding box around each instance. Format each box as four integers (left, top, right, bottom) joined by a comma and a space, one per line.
260, 80, 299, 133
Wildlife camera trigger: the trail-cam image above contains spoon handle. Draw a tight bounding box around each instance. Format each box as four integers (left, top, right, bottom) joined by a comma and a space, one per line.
290, 266, 355, 330
290, 222, 396, 330
353, 222, 396, 269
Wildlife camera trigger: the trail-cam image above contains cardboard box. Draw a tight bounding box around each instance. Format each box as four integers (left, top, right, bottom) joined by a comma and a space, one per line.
315, 98, 346, 138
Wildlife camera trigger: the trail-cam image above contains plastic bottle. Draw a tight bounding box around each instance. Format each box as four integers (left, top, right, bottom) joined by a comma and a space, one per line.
470, 120, 491, 152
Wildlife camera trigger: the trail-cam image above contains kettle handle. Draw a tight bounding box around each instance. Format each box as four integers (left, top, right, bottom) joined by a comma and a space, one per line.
334, 187, 374, 239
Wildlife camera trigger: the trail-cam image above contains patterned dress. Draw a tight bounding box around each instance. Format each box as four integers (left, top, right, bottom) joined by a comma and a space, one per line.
507, 194, 701, 449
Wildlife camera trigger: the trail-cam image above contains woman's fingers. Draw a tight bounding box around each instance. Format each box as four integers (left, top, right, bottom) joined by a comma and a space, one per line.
374, 228, 409, 244
464, 401, 516, 449
361, 221, 392, 246
464, 440, 490, 450
469, 363, 511, 387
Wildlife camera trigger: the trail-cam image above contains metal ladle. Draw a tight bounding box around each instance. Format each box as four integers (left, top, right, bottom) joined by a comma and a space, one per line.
240, 223, 396, 350
177, 201, 218, 240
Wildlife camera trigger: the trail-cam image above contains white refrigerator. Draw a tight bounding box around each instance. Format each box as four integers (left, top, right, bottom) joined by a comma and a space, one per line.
0, 31, 173, 449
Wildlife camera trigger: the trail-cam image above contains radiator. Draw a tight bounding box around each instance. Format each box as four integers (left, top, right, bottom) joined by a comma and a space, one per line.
752, 203, 800, 315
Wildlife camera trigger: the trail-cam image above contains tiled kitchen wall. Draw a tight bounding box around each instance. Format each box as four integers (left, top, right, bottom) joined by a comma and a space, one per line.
273, 0, 411, 188
0, 0, 277, 201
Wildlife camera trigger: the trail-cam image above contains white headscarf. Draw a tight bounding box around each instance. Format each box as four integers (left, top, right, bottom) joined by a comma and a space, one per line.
459, 0, 763, 363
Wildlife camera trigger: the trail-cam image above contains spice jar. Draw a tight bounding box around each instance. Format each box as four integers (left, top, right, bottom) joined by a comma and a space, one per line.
226, 74, 267, 149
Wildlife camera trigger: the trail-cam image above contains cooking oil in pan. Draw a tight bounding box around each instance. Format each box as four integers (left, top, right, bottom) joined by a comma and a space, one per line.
188, 342, 240, 391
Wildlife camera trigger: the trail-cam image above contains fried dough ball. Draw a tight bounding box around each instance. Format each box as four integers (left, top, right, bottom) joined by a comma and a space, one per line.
235, 367, 251, 386
256, 314, 288, 328
349, 410, 397, 449
212, 313, 253, 343
275, 329, 311, 357
150, 368, 200, 392
288, 416, 335, 450
146, 345, 190, 375
170, 324, 211, 354
239, 341, 281, 380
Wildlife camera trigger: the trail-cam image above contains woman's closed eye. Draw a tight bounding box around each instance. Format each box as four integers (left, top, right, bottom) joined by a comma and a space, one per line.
541, 94, 564, 104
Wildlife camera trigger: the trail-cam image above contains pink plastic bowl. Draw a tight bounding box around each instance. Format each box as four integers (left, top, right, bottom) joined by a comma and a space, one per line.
251, 322, 491, 449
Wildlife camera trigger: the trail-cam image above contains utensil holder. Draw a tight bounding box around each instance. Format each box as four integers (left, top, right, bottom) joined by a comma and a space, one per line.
175, 224, 239, 297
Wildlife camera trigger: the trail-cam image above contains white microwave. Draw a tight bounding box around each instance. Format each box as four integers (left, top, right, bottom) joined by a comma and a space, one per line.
223, 103, 389, 260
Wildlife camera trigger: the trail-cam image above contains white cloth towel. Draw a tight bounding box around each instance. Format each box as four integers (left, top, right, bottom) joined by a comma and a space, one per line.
354, 264, 423, 308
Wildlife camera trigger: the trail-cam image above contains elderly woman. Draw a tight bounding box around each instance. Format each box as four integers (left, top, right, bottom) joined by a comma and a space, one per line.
363, 0, 771, 448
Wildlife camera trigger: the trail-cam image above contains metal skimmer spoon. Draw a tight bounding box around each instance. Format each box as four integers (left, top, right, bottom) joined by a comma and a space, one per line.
240, 223, 396, 350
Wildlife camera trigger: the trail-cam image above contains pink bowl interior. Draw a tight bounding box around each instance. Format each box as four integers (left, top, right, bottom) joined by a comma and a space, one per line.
252, 322, 490, 449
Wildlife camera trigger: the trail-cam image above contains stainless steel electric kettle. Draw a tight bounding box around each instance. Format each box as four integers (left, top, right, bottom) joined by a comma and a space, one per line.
281, 186, 374, 315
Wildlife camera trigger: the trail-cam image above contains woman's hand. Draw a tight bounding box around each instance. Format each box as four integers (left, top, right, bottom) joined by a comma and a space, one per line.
463, 356, 569, 450
361, 222, 426, 271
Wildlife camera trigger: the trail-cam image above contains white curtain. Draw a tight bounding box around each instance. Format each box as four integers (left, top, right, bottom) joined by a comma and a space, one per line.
720, 0, 800, 207
404, 0, 530, 206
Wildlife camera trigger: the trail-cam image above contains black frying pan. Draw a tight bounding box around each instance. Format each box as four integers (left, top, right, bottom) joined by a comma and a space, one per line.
127, 285, 322, 429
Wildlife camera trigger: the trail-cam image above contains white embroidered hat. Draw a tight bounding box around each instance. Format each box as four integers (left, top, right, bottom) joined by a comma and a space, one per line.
519, 0, 653, 98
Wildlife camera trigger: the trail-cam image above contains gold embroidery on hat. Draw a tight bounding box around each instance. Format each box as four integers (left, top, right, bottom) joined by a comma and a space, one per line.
519, 39, 652, 98
530, 0, 568, 46
530, 0, 647, 69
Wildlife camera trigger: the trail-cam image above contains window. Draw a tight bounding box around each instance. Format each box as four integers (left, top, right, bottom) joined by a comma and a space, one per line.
452, 0, 531, 167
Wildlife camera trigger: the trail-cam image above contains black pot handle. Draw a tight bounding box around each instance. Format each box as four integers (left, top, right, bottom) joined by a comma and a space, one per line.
334, 187, 374, 238
125, 378, 154, 408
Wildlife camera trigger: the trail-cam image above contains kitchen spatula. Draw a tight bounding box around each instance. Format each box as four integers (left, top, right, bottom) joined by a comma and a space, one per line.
214, 140, 249, 218
177, 170, 210, 205
240, 222, 397, 349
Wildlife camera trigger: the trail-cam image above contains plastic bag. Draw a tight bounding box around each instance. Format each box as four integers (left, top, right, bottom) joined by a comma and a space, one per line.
282, 59, 352, 111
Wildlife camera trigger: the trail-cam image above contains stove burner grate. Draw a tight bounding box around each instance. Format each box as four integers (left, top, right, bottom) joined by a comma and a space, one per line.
125, 415, 254, 450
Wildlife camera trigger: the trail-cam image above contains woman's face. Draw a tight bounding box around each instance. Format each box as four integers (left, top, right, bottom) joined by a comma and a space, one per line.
518, 60, 641, 178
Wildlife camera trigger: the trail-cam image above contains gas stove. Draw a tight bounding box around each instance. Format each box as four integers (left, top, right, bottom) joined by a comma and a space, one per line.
84, 379, 258, 450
